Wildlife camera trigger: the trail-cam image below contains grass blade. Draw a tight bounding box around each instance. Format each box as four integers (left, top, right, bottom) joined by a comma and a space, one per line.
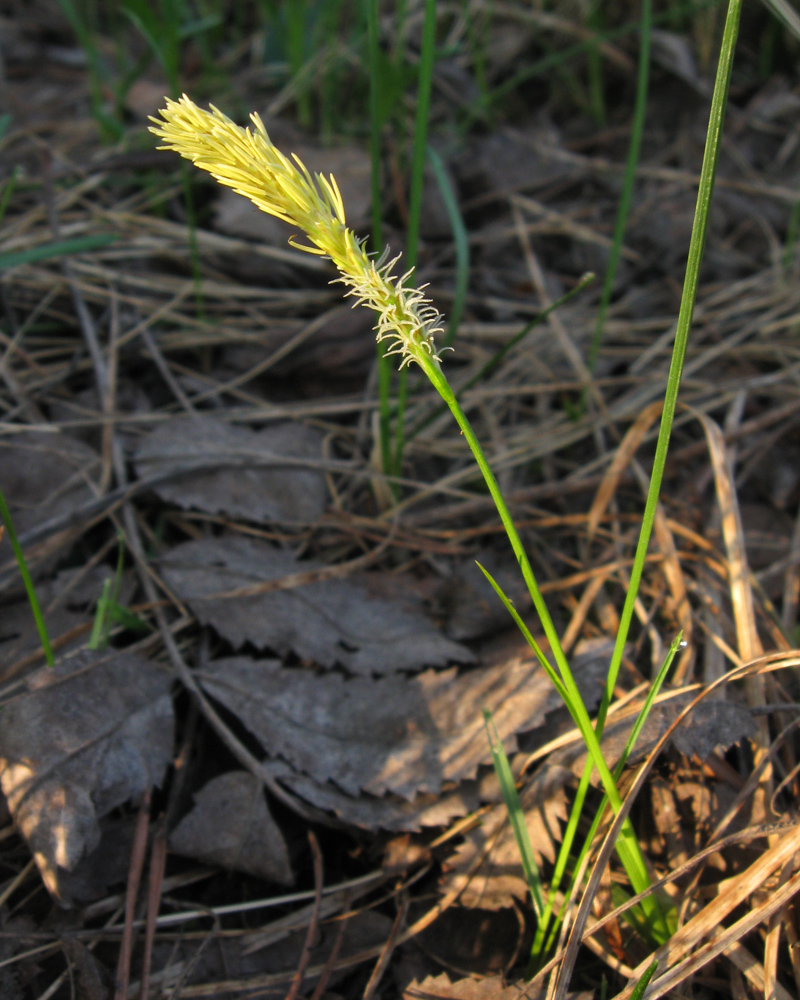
0, 487, 53, 667
366, 0, 393, 482
0, 234, 117, 271
393, 0, 438, 477
587, 0, 652, 376
484, 709, 545, 920
426, 145, 469, 348
531, 633, 683, 966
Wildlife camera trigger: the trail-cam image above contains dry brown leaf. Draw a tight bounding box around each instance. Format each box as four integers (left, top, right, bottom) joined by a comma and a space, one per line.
436, 551, 531, 642
0, 431, 100, 587
542, 694, 756, 787
0, 602, 88, 667
134, 415, 327, 524
162, 536, 471, 674
197, 651, 599, 800
266, 758, 482, 831
405, 972, 592, 1000
0, 649, 173, 905
169, 771, 293, 884
0, 431, 100, 535
440, 783, 569, 910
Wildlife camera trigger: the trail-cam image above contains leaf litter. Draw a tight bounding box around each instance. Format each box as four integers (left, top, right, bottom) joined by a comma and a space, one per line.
168, 771, 293, 884
134, 414, 328, 524
196, 642, 607, 802
161, 535, 472, 673
0, 649, 173, 904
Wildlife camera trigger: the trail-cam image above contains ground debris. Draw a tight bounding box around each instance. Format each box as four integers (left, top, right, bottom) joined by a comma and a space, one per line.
0, 649, 173, 904
169, 771, 293, 883
197, 652, 585, 801
162, 535, 472, 674
134, 414, 328, 524
404, 972, 592, 1000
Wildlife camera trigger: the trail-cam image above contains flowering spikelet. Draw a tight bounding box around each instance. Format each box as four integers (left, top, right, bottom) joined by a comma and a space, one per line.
150, 95, 444, 369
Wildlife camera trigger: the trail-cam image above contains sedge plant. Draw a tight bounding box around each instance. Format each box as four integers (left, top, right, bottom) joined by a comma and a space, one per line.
149, 93, 668, 940
151, 9, 742, 940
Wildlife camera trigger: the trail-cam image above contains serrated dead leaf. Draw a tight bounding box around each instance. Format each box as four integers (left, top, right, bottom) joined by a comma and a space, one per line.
0, 431, 100, 539
266, 758, 482, 831
0, 649, 173, 905
162, 536, 471, 674
169, 771, 293, 884
547, 694, 758, 786
134, 415, 327, 524
404, 972, 593, 1000
197, 652, 597, 801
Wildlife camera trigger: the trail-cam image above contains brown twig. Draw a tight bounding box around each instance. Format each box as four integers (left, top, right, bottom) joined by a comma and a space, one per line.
115, 790, 151, 1000
285, 830, 324, 1000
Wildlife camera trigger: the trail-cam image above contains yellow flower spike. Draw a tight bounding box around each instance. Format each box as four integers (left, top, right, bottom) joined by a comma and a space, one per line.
149, 95, 445, 370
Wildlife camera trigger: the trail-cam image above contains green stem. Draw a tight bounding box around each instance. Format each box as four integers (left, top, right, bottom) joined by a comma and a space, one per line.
587, 0, 652, 375
538, 0, 742, 957
418, 354, 663, 929
366, 0, 393, 480
394, 0, 437, 478
599, 0, 741, 794
532, 635, 681, 966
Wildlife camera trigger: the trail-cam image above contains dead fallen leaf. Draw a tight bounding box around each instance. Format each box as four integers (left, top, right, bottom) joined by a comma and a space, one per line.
0, 649, 173, 905
0, 602, 88, 669
169, 771, 293, 884
0, 431, 100, 534
266, 758, 482, 832
162, 536, 471, 674
674, 698, 757, 760
0, 431, 100, 587
404, 972, 593, 1000
440, 782, 568, 910
134, 415, 327, 524
197, 650, 600, 800
547, 694, 758, 785
436, 551, 532, 641
414, 907, 527, 975
55, 815, 143, 905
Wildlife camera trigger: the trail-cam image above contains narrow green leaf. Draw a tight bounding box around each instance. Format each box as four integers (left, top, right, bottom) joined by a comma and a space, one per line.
631, 959, 659, 1000
484, 709, 545, 919
427, 145, 469, 348
0, 487, 53, 667
88, 578, 113, 651
0, 234, 117, 271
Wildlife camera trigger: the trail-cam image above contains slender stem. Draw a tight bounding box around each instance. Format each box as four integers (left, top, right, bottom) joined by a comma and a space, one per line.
394, 0, 437, 477
598, 0, 742, 774
366, 0, 393, 478
587, 0, 652, 375
405, 0, 436, 274
536, 0, 742, 957
538, 0, 653, 950
418, 355, 662, 926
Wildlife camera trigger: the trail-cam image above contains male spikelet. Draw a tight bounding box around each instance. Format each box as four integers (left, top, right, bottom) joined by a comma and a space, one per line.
150, 95, 444, 370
